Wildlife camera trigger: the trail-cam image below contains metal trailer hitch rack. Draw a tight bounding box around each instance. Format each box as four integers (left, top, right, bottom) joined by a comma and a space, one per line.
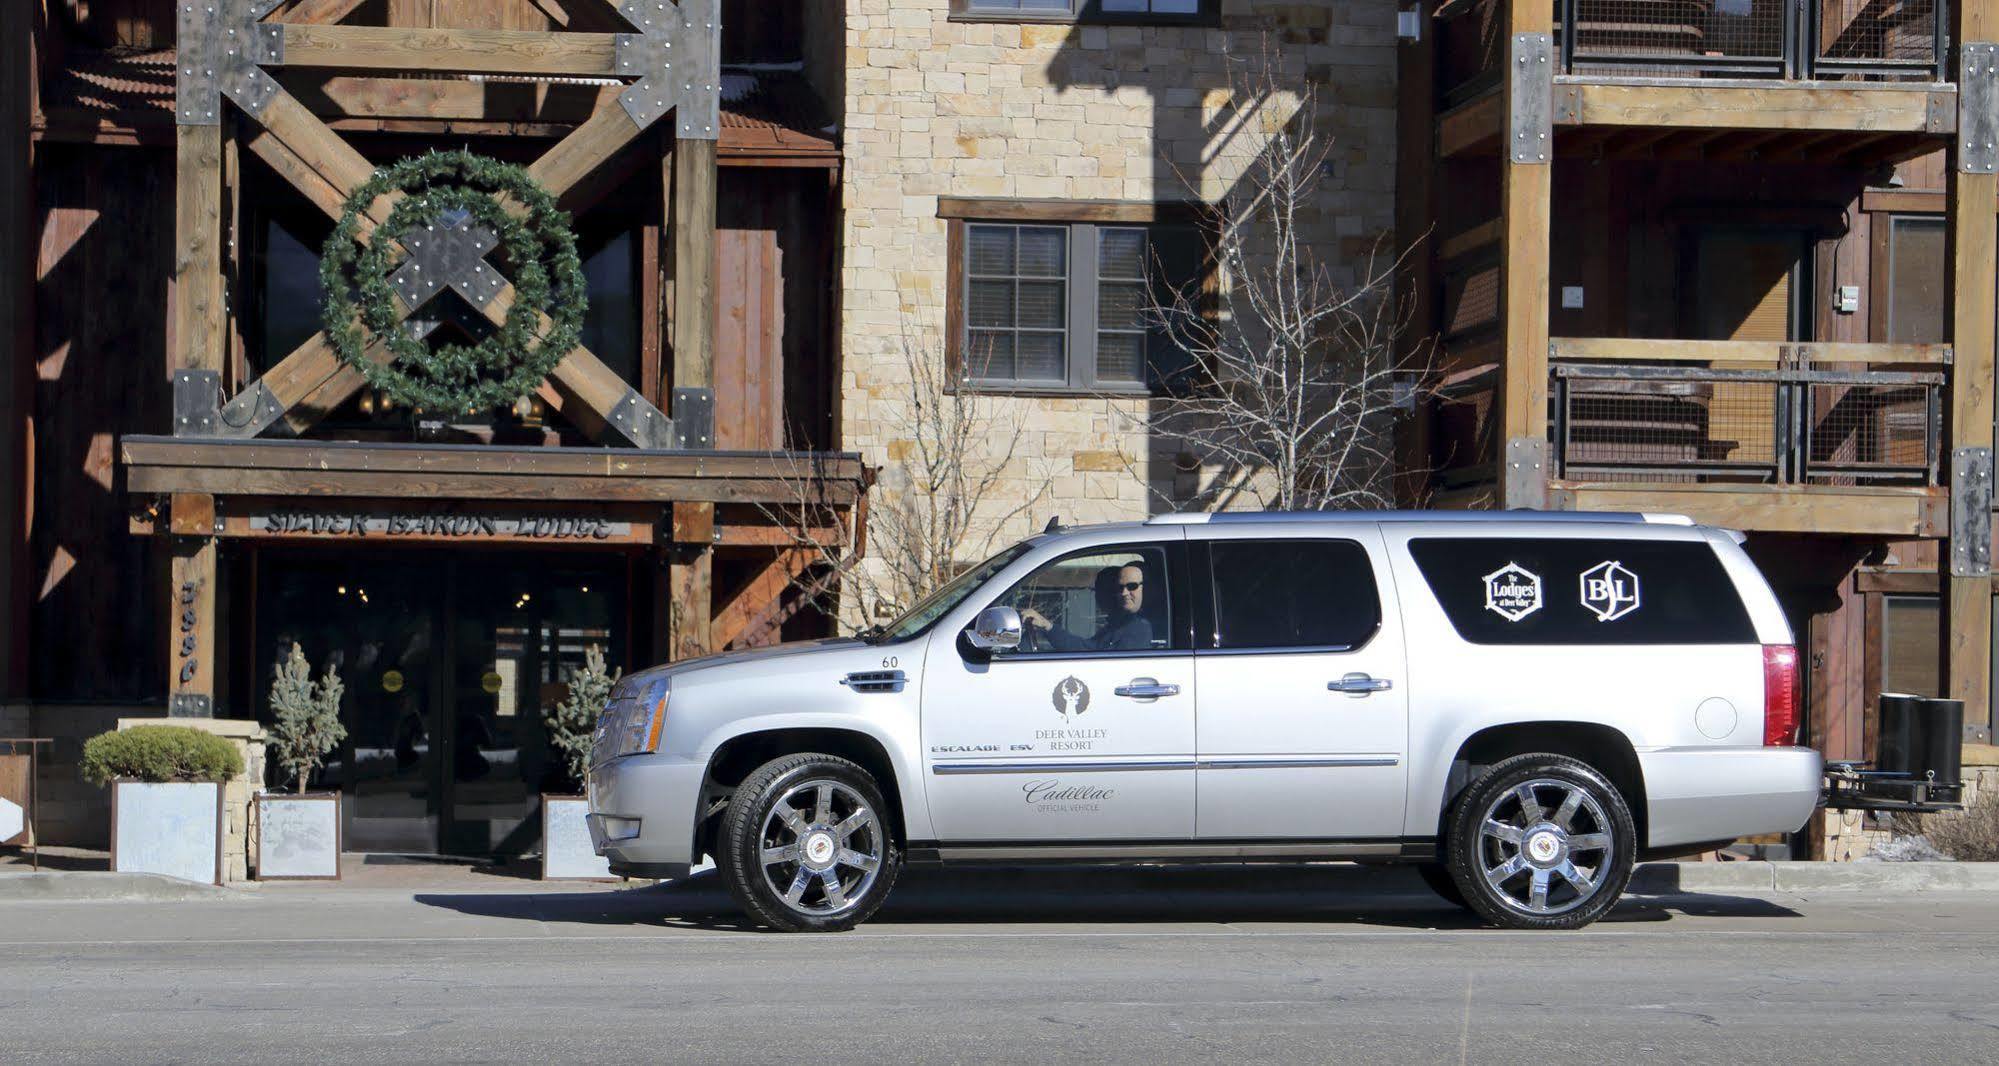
1822, 765, 1964, 815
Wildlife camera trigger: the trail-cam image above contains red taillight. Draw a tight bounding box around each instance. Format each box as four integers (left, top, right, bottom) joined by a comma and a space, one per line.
1763, 644, 1799, 746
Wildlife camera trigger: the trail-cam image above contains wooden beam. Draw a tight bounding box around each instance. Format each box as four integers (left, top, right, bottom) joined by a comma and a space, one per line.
1945, 1, 1999, 737
672, 137, 718, 403
277, 0, 370, 24
713, 550, 814, 650
1437, 92, 1502, 158
168, 535, 218, 715
1551, 484, 1945, 537
526, 102, 647, 210
668, 502, 716, 660
277, 25, 625, 77
285, 74, 613, 126
1549, 338, 1954, 365
122, 437, 867, 481
1498, 1, 1552, 507
1438, 219, 1502, 263
173, 124, 227, 380
243, 85, 657, 441
128, 466, 861, 506
1554, 82, 1953, 133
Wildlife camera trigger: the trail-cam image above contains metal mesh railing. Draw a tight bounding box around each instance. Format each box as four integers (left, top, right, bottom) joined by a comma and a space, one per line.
1811, 0, 1944, 82
1801, 378, 1940, 484
1552, 364, 1941, 486
1557, 0, 1946, 80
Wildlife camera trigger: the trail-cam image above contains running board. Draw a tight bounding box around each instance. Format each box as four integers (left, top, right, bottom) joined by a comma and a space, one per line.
907, 840, 1420, 865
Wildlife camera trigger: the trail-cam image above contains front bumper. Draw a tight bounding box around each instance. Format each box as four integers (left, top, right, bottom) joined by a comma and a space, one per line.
586, 752, 707, 871
1639, 745, 1823, 849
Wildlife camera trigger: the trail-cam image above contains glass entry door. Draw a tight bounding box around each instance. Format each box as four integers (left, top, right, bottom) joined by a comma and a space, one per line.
257, 549, 631, 857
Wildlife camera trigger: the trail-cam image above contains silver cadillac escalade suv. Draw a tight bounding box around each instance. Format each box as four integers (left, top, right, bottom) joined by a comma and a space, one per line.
587, 511, 1821, 931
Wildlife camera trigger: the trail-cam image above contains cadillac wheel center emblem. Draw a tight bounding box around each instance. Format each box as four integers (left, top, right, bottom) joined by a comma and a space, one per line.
1052, 676, 1091, 720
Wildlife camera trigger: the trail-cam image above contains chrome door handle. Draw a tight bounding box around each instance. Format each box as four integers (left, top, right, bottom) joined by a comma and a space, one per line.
1329, 673, 1392, 696
1114, 677, 1181, 699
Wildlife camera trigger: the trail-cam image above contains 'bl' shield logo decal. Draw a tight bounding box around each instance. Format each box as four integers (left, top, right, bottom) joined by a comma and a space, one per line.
1580, 560, 1641, 622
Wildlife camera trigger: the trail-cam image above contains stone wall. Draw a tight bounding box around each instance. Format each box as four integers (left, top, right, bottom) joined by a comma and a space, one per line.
836, 0, 1397, 620
24, 703, 146, 848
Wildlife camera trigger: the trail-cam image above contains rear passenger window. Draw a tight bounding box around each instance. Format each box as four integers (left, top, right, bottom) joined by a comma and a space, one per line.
1209, 540, 1381, 651
1407, 537, 1757, 645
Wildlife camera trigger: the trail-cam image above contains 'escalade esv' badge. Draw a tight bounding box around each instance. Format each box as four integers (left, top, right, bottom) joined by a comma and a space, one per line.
1483, 563, 1543, 622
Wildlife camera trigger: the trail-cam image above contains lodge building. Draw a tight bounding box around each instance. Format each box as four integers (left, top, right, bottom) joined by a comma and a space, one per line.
0, 0, 1990, 864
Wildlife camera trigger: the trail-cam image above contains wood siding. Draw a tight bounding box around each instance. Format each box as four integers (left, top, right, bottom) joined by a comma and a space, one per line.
715, 169, 832, 451
32, 145, 172, 701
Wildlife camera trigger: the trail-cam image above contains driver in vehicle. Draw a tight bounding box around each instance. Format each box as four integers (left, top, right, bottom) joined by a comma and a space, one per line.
1019, 562, 1152, 652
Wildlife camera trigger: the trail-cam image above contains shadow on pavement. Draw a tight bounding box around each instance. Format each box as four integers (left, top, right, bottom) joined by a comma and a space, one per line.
414, 863, 1801, 931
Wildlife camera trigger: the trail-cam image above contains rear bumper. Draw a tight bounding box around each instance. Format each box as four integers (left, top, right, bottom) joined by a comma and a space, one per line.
1639, 746, 1822, 849
586, 753, 707, 869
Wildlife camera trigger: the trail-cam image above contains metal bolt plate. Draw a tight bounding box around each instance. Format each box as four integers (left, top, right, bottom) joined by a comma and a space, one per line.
1508, 34, 1553, 166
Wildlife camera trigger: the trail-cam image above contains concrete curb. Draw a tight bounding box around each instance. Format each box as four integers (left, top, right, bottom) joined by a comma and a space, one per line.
0, 872, 244, 903
1631, 861, 1999, 895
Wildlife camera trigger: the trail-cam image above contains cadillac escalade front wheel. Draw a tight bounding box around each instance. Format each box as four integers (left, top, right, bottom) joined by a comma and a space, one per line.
1445, 754, 1635, 930
719, 753, 902, 932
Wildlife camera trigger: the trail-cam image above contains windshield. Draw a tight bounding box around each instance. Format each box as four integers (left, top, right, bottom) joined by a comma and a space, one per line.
873, 542, 1035, 643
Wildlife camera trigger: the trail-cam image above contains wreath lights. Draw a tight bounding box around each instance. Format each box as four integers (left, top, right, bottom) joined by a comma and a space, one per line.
319, 149, 587, 413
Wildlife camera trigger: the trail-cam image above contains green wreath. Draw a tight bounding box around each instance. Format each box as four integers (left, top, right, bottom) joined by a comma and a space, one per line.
319, 149, 587, 413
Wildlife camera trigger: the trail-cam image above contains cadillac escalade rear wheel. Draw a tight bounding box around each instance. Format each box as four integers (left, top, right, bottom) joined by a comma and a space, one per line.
1445, 754, 1635, 930
719, 753, 901, 932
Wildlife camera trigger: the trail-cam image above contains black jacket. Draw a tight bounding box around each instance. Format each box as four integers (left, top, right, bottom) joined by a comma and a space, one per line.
1043, 613, 1153, 653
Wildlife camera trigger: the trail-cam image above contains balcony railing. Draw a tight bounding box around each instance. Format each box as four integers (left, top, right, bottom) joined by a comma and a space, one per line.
1558, 0, 1948, 81
1551, 363, 1943, 486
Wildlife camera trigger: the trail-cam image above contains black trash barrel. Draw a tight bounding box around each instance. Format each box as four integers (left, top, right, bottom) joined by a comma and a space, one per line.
1878, 693, 1963, 783
1876, 693, 1924, 775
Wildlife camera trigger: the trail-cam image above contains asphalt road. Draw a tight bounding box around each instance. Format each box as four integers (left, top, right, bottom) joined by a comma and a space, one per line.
3, 865, 1997, 1064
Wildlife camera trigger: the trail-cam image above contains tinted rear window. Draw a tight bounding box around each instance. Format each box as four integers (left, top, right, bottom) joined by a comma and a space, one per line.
1407, 537, 1757, 645
1209, 539, 1381, 651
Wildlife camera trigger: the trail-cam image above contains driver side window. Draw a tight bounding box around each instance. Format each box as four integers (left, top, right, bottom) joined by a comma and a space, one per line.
988, 544, 1177, 657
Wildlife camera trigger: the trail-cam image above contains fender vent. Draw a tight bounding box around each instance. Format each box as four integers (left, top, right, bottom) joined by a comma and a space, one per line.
840, 670, 905, 693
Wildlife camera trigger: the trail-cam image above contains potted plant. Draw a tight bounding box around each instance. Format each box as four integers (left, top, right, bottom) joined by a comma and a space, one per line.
256, 644, 346, 880
82, 724, 243, 885
539, 644, 618, 880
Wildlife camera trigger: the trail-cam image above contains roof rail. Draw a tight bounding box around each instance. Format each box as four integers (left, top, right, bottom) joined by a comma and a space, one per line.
1144, 510, 1695, 526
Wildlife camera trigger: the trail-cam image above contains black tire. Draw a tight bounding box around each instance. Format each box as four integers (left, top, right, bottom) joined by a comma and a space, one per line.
1445, 753, 1636, 930
1414, 862, 1471, 910
718, 753, 902, 932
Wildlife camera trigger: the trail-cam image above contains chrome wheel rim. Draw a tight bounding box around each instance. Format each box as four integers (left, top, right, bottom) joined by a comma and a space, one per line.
1476, 777, 1614, 917
758, 779, 884, 917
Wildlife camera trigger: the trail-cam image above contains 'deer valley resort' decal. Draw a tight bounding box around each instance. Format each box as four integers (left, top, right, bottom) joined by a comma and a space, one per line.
1052, 676, 1091, 720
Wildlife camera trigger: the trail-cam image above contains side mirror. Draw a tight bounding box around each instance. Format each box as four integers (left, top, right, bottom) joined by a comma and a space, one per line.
965, 606, 1023, 652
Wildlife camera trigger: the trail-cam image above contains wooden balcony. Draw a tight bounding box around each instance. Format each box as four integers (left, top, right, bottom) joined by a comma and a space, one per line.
1435, 0, 1956, 158
1540, 339, 1951, 536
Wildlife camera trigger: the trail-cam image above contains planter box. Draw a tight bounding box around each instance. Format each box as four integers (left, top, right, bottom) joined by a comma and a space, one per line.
255, 792, 342, 881
111, 781, 224, 886
541, 794, 614, 881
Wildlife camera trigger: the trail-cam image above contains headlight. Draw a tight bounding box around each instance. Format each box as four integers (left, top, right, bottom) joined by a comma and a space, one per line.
613, 676, 670, 758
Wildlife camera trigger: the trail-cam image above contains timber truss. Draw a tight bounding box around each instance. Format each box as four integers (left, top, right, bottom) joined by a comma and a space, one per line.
169, 0, 721, 449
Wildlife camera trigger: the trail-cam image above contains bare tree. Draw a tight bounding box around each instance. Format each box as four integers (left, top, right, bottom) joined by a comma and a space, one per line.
1119, 53, 1433, 512
757, 324, 1052, 636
